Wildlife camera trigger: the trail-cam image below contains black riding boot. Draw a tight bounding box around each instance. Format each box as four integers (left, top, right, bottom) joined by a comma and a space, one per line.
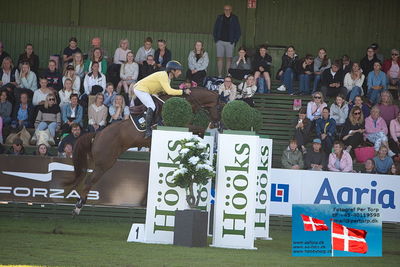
144, 108, 154, 139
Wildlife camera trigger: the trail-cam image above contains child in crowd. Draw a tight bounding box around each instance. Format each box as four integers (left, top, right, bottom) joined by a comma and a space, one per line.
281, 139, 304, 169
179, 79, 197, 90
373, 145, 394, 174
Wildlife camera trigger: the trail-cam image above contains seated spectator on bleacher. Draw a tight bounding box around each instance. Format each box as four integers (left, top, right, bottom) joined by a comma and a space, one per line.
364, 106, 394, 156
320, 60, 347, 99
33, 143, 51, 157
88, 93, 108, 132
103, 83, 117, 107
113, 39, 131, 65
277, 46, 298, 94
376, 91, 399, 127
63, 65, 81, 92
59, 143, 73, 158
341, 55, 352, 75
58, 123, 81, 156
63, 37, 81, 65
252, 44, 272, 94
187, 41, 209, 85
72, 52, 85, 80
154, 39, 171, 70
360, 46, 381, 82
304, 138, 327, 171
0, 57, 18, 89
61, 94, 83, 133
373, 145, 393, 174
367, 61, 387, 105
59, 78, 79, 108
42, 60, 63, 91
313, 48, 331, 93
343, 62, 365, 103
6, 137, 25, 155
382, 49, 400, 91
342, 106, 365, 153
109, 95, 129, 123
11, 92, 34, 129
0, 42, 10, 67
0, 90, 12, 125
363, 159, 376, 174
316, 107, 336, 154
17, 44, 39, 74
218, 76, 237, 104
371, 43, 384, 63
15, 62, 38, 99
87, 37, 109, 63
307, 92, 327, 121
135, 37, 155, 65
228, 46, 252, 80
330, 94, 348, 139
84, 48, 108, 75
348, 95, 370, 118
389, 111, 400, 157
117, 52, 138, 98
139, 55, 158, 80
389, 163, 400, 175
33, 77, 52, 106
328, 141, 353, 172
236, 74, 256, 107
295, 54, 314, 95
292, 107, 311, 152
281, 139, 304, 170
82, 62, 106, 102
34, 94, 61, 139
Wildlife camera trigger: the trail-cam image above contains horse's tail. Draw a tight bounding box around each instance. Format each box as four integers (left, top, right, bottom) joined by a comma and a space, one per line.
64, 132, 96, 187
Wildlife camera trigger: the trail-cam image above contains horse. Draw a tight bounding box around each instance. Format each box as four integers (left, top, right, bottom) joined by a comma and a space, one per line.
67, 87, 219, 216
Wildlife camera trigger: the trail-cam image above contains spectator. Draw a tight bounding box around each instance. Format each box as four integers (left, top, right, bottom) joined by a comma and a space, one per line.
330, 94, 348, 138
348, 95, 370, 119
33, 143, 51, 157
71, 52, 85, 80
60, 143, 73, 158
364, 106, 394, 156
389, 111, 400, 156
179, 79, 197, 90
236, 74, 257, 107
228, 46, 252, 80
6, 137, 25, 155
84, 48, 108, 75
382, 48, 400, 95
306, 92, 327, 121
15, 62, 37, 99
17, 43, 39, 74
139, 55, 158, 80
367, 61, 387, 105
117, 51, 139, 99
213, 4, 241, 77
276, 46, 298, 94
316, 107, 336, 154
343, 62, 365, 103
0, 41, 10, 66
11, 92, 34, 128
63, 37, 81, 65
370, 43, 384, 63
304, 138, 328, 171
87, 37, 109, 63
295, 54, 314, 95
103, 83, 117, 107
34, 94, 61, 139
363, 159, 376, 174
109, 94, 129, 123
135, 37, 155, 64
373, 145, 393, 174
292, 107, 312, 152
61, 94, 83, 133
389, 163, 400, 175
33, 77, 52, 106
88, 93, 108, 132
113, 39, 131, 65
62, 65, 81, 92
320, 60, 347, 98
0, 90, 12, 125
341, 55, 352, 75
281, 139, 304, 170
0, 57, 18, 88
328, 141, 353, 172
253, 44, 272, 94
218, 76, 237, 104
59, 78, 78, 108
342, 106, 365, 153
313, 48, 332, 92
360, 46, 380, 80
82, 61, 106, 102
154, 39, 171, 70
58, 123, 81, 155
187, 41, 209, 85
377, 91, 399, 126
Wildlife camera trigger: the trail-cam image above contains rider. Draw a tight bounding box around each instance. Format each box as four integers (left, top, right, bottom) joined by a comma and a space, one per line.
133, 60, 191, 138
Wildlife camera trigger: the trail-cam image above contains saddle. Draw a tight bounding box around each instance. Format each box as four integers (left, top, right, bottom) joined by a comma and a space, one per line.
129, 95, 165, 132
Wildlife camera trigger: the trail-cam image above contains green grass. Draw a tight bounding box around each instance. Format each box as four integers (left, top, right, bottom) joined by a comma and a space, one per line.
0, 217, 399, 267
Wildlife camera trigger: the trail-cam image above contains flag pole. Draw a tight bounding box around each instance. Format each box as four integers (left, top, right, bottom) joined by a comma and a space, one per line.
331, 219, 334, 257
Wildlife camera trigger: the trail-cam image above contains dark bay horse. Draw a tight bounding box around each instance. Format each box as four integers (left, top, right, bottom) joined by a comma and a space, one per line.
68, 87, 219, 215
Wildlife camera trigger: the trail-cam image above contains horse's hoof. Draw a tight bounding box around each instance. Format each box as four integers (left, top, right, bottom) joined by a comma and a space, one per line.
72, 207, 81, 217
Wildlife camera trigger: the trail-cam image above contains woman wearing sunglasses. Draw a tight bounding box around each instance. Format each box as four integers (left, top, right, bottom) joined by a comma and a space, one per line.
306, 92, 327, 121
342, 106, 365, 153
34, 94, 61, 140
382, 49, 400, 98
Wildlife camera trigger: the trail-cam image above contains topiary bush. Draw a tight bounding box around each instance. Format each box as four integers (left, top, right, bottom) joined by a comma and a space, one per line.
162, 97, 193, 127
250, 108, 263, 132
222, 101, 262, 132
191, 109, 210, 129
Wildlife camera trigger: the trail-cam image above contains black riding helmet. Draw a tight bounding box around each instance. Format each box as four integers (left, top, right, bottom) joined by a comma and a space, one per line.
166, 60, 183, 71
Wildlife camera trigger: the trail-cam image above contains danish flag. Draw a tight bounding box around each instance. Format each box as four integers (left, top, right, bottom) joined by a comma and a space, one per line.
300, 214, 329, 231
332, 222, 368, 254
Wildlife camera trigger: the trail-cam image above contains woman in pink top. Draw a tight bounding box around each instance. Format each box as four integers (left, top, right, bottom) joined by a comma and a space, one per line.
376, 91, 399, 126
328, 141, 353, 172
389, 111, 400, 156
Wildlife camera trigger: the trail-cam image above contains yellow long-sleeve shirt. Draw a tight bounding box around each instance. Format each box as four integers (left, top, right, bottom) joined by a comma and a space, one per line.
133, 71, 183, 96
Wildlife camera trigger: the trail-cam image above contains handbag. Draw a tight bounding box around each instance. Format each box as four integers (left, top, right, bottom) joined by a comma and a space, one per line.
354, 146, 375, 163
293, 99, 302, 111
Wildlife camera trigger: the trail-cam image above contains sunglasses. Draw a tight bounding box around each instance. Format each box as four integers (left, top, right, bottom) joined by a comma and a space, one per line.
314, 96, 321, 99
48, 98, 55, 101
392, 53, 399, 56
354, 112, 361, 115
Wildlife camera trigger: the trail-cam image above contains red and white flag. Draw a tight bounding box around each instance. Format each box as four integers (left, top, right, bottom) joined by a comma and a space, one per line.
300, 214, 329, 231
332, 222, 368, 254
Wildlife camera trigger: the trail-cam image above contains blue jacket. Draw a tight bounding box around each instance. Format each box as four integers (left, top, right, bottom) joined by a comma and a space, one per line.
213, 14, 241, 44
62, 104, 83, 126
316, 117, 336, 138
